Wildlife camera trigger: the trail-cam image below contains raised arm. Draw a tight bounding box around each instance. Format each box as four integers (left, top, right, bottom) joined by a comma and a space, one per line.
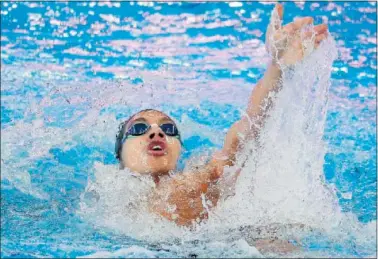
211, 3, 329, 169
150, 4, 329, 227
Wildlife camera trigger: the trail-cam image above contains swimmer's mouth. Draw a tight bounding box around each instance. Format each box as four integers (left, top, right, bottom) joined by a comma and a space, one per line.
147, 141, 167, 156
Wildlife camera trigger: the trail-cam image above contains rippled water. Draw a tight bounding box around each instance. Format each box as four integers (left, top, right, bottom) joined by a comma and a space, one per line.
1, 2, 376, 258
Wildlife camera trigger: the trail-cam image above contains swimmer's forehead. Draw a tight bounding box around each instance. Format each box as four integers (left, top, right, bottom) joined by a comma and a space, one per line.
128, 111, 174, 126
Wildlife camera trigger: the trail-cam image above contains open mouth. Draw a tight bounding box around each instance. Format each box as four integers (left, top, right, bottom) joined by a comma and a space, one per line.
147, 141, 167, 156
152, 145, 163, 151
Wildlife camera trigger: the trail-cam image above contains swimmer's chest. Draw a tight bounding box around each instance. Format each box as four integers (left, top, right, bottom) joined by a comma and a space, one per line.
148, 173, 217, 226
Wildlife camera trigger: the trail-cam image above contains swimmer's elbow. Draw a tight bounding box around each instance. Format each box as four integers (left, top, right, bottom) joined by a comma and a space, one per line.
223, 119, 255, 157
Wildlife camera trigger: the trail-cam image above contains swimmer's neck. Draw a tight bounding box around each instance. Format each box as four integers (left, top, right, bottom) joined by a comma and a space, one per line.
120, 164, 172, 184
152, 171, 173, 185
133, 172, 169, 185
153, 175, 161, 185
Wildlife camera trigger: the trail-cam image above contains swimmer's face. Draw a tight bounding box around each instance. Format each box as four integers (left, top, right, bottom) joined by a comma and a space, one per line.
121, 110, 182, 176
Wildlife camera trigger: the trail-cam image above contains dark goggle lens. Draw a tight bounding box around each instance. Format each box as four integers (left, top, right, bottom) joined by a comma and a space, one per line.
160, 123, 179, 136
127, 123, 149, 136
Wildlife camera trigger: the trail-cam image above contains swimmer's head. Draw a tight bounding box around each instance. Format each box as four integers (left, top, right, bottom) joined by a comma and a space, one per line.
115, 109, 182, 177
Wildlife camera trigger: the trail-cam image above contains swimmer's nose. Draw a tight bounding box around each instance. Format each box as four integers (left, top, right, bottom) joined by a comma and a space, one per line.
149, 132, 165, 140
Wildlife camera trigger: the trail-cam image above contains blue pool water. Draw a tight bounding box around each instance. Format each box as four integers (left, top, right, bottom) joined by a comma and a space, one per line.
1, 2, 376, 258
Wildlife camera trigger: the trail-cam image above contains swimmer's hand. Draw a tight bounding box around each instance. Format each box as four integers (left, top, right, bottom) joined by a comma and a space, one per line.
266, 3, 329, 66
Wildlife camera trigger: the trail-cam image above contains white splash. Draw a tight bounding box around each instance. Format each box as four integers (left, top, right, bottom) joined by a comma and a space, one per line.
76, 36, 376, 257
2, 28, 375, 258
217, 36, 340, 228
77, 162, 188, 242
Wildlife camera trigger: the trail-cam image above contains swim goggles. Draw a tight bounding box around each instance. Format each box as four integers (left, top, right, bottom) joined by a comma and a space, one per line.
122, 122, 182, 143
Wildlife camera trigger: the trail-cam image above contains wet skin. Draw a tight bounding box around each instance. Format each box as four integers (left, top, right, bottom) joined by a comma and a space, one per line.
118, 3, 329, 254
120, 3, 329, 227
121, 110, 227, 226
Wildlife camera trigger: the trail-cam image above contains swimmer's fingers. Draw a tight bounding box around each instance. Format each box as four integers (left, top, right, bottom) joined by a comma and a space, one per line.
266, 4, 284, 52
301, 30, 315, 40
314, 24, 328, 35
300, 24, 328, 40
269, 3, 283, 30
275, 3, 284, 24
314, 24, 329, 48
315, 33, 328, 48
282, 17, 314, 35
271, 17, 314, 51
300, 23, 328, 49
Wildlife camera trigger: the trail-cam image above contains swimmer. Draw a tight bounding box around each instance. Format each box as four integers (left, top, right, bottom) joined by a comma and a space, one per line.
114, 4, 329, 227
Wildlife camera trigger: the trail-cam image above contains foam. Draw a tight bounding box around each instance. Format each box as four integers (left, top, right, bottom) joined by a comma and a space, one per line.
76, 35, 376, 257
1, 7, 375, 256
